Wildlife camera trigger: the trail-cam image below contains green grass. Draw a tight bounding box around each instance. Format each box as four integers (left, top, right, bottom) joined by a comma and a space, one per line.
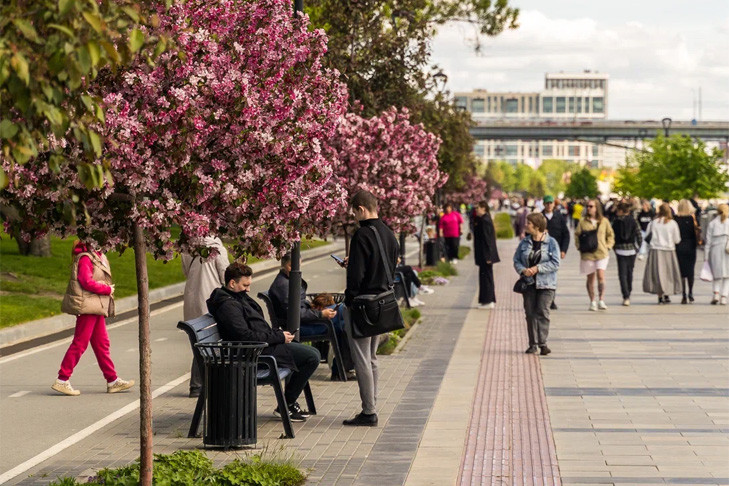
0, 233, 329, 328
494, 212, 514, 239
377, 307, 421, 355
458, 245, 471, 260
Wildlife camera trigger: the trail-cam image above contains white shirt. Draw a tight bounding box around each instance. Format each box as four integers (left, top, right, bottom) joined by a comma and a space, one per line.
646, 218, 681, 251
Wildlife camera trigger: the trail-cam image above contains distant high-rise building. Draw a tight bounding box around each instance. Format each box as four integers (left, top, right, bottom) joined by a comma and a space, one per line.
455, 71, 623, 170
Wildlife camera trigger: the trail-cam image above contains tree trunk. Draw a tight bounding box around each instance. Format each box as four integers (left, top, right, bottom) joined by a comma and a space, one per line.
133, 223, 153, 486
15, 233, 51, 257
343, 225, 351, 256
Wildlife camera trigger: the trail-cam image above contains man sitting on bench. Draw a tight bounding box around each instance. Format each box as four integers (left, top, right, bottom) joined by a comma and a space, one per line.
207, 262, 320, 422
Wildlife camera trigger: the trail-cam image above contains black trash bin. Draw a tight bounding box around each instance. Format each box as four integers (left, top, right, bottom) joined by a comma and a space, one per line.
195, 342, 266, 448
424, 239, 439, 266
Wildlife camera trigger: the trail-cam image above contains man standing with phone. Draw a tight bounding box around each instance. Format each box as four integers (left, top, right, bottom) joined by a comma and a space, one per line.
342, 190, 399, 426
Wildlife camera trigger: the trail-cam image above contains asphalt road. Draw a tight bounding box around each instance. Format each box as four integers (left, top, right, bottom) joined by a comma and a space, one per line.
0, 248, 355, 477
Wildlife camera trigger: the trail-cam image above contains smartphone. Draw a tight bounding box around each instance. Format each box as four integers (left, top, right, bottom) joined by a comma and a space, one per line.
330, 254, 345, 266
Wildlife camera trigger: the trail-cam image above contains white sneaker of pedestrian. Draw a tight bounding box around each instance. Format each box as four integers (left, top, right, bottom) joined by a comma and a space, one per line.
589, 301, 598, 311
410, 297, 426, 306
622, 299, 630, 306
477, 303, 495, 310
51, 380, 80, 396
598, 300, 608, 310
721, 297, 728, 306
451, 259, 459, 265
107, 378, 135, 394
419, 286, 435, 295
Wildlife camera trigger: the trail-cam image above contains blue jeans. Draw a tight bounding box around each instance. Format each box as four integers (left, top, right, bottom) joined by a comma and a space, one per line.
300, 304, 345, 337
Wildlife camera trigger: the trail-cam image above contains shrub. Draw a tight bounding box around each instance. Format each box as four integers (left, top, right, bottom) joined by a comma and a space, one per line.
494, 213, 514, 239
458, 246, 471, 260
49, 450, 306, 486
436, 260, 457, 276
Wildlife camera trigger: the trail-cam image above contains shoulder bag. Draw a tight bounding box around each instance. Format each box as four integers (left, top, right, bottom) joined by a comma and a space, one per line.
349, 227, 405, 339
578, 223, 599, 253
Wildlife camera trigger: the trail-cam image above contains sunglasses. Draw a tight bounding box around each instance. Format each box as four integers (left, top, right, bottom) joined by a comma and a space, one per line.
587, 205, 596, 208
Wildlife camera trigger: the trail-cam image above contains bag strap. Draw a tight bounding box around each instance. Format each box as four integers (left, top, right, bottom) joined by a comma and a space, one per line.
369, 226, 394, 289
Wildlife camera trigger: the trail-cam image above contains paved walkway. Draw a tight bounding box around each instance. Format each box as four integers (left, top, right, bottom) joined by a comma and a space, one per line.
2, 232, 727, 486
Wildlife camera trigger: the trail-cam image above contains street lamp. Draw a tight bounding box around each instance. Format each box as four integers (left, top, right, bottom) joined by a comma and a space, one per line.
433, 70, 448, 94
661, 117, 672, 137
287, 0, 305, 340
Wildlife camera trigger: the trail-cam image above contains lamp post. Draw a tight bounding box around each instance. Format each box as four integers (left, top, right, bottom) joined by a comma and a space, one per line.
433, 70, 448, 94
661, 117, 672, 137
287, 0, 304, 341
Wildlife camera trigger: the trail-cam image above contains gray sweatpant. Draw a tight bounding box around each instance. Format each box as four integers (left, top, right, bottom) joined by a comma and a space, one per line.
344, 307, 379, 415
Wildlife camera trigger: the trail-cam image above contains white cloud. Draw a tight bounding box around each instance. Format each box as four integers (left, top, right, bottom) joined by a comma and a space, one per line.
431, 9, 729, 120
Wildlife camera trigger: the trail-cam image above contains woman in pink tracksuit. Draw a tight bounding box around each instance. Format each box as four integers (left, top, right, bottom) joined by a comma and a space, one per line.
52, 241, 134, 396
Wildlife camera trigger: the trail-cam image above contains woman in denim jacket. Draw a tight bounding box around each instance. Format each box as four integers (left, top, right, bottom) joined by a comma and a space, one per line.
513, 213, 561, 355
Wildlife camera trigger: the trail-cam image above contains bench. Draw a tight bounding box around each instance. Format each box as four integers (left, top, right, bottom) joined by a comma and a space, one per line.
177, 314, 316, 440
257, 291, 349, 382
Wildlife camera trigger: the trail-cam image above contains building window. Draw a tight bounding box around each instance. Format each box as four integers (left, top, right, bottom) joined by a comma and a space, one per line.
528, 97, 533, 113
568, 145, 580, 157
584, 97, 591, 113
543, 97, 553, 113
592, 97, 604, 113
471, 98, 485, 113
505, 144, 518, 156
505, 98, 518, 113
542, 145, 553, 157
473, 144, 485, 156
576, 97, 582, 113
568, 97, 575, 113
556, 97, 566, 113
455, 96, 468, 111
487, 97, 491, 112
592, 145, 600, 156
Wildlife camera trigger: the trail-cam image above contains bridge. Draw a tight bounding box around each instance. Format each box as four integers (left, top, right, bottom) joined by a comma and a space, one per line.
469, 119, 729, 142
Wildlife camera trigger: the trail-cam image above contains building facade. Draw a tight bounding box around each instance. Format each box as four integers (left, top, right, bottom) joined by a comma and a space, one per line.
455, 71, 623, 168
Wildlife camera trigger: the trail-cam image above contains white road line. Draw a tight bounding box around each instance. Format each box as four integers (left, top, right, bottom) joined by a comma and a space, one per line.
0, 372, 191, 485
8, 390, 31, 398
154, 337, 168, 342
0, 302, 183, 365
126, 348, 136, 352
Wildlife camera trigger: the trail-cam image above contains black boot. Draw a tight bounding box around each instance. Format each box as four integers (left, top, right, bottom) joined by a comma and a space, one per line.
343, 412, 378, 427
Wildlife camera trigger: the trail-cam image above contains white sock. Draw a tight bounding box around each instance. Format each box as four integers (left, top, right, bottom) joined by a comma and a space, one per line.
108, 379, 119, 385
56, 379, 69, 384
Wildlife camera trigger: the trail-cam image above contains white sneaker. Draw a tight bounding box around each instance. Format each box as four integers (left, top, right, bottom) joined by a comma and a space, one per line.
598, 300, 608, 310
451, 259, 459, 265
589, 301, 598, 311
52, 380, 80, 396
622, 299, 630, 306
721, 297, 728, 306
408, 298, 422, 307
637, 254, 645, 261
419, 286, 435, 295
107, 378, 135, 394
477, 303, 495, 310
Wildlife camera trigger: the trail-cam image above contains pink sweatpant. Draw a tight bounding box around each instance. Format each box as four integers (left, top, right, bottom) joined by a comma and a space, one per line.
58, 314, 118, 382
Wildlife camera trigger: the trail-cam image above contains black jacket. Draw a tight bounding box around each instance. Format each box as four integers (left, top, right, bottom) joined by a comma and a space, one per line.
268, 270, 322, 323
345, 218, 399, 307
611, 215, 642, 251
473, 213, 500, 266
206, 287, 295, 370
543, 210, 570, 254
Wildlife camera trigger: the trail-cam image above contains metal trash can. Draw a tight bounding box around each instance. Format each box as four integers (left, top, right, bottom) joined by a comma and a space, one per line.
424, 240, 439, 266
195, 342, 266, 448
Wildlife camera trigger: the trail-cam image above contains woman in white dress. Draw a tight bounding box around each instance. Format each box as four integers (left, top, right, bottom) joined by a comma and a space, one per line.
643, 203, 682, 304
705, 203, 729, 305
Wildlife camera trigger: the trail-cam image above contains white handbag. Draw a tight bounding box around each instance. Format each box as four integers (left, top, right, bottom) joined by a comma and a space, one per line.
700, 261, 713, 282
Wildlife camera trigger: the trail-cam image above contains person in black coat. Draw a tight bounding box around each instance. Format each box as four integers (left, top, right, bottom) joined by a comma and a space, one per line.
611, 202, 642, 305
473, 201, 500, 309
207, 263, 320, 422
675, 199, 700, 304
542, 195, 570, 309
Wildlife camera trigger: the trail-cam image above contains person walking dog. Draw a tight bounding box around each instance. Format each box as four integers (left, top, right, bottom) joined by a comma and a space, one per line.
513, 213, 561, 356
53, 241, 134, 396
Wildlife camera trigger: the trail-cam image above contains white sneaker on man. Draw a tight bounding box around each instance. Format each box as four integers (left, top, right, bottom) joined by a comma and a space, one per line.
589, 301, 598, 311
419, 286, 435, 295
477, 303, 495, 310
598, 300, 608, 310
622, 299, 630, 306
721, 297, 728, 306
637, 254, 645, 261
410, 297, 426, 306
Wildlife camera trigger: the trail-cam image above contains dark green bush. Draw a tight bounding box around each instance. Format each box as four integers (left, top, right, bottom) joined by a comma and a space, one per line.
458, 246, 471, 260
494, 213, 514, 239
436, 260, 457, 276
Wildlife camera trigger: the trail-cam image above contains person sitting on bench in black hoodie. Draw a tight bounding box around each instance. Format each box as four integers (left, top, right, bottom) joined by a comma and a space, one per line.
207, 262, 320, 422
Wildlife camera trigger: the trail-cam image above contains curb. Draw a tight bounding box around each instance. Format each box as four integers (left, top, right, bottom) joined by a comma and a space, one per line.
0, 241, 342, 348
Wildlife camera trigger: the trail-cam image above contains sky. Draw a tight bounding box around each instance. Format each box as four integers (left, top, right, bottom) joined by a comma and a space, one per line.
430, 0, 729, 121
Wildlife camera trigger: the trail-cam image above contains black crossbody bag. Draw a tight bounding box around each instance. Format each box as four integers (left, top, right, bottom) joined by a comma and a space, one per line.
350, 227, 405, 339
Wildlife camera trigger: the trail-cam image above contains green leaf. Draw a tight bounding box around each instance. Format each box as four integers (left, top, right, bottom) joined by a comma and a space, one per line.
129, 28, 144, 53
0, 169, 8, 190
10, 54, 29, 85
82, 11, 103, 34
121, 6, 140, 22
88, 130, 102, 157
58, 0, 75, 16
0, 120, 19, 139
48, 23, 75, 38
86, 41, 101, 67
12, 19, 41, 43
100, 41, 121, 65
77, 44, 91, 74
80, 94, 93, 111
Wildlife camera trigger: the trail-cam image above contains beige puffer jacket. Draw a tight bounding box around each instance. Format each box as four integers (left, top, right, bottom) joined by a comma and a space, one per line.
61, 252, 115, 317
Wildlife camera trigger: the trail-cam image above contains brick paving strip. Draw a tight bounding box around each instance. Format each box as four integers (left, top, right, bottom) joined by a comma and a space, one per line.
456, 238, 562, 486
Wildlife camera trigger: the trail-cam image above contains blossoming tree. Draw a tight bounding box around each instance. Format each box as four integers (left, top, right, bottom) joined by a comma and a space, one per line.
324, 107, 447, 252
1, 0, 346, 482
445, 173, 489, 207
